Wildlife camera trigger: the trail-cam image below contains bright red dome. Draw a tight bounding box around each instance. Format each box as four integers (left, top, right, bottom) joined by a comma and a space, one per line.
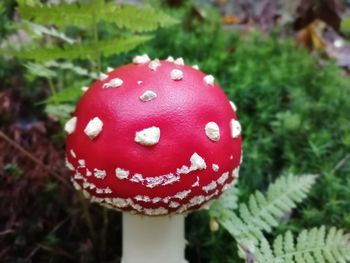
65, 55, 242, 216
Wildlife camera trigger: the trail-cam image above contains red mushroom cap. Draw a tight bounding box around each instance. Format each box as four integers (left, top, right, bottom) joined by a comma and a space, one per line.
65, 56, 242, 216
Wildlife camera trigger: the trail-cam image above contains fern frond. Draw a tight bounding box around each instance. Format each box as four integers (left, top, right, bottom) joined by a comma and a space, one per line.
210, 182, 264, 242
43, 86, 83, 104
18, 1, 178, 32
210, 181, 239, 215
45, 61, 97, 79
1, 35, 152, 61
24, 22, 76, 44
102, 3, 179, 32
253, 227, 350, 263
17, 1, 99, 28
216, 174, 317, 242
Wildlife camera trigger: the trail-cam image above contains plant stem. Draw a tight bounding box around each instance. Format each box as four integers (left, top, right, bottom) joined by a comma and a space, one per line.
92, 11, 102, 73
77, 192, 97, 246
47, 77, 56, 97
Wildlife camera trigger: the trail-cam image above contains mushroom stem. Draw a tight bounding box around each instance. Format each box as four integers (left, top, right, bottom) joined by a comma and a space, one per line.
122, 214, 188, 263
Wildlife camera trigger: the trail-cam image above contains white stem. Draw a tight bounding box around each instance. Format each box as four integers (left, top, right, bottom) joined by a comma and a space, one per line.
122, 213, 188, 263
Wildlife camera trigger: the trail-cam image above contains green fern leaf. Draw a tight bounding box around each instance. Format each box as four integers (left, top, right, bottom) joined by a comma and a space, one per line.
43, 85, 83, 104
214, 174, 317, 243
102, 3, 179, 32
1, 35, 152, 61
17, 1, 100, 28
23, 22, 76, 44
18, 1, 178, 32
253, 227, 350, 263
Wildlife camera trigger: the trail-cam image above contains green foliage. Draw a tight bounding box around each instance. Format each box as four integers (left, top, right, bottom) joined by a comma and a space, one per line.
210, 175, 317, 243
3, 35, 152, 61
23, 21, 76, 44
17, 1, 178, 32
254, 227, 350, 263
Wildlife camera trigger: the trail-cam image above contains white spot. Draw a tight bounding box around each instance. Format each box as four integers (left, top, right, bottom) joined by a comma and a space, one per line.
230, 101, 237, 112
65, 158, 74, 171
84, 117, 103, 139
115, 168, 129, 180
170, 69, 183, 80
133, 54, 151, 64
107, 67, 114, 73
82, 190, 90, 199
189, 195, 205, 206
202, 181, 217, 193
232, 166, 240, 179
104, 187, 112, 194
166, 56, 174, 62
86, 169, 92, 177
163, 197, 170, 203
205, 122, 220, 141
190, 153, 207, 171
112, 197, 130, 208
70, 149, 76, 158
176, 165, 191, 175
81, 86, 89, 92
240, 151, 243, 164
204, 75, 215, 86
137, 80, 143, 85
192, 176, 200, 187
143, 207, 168, 216
139, 90, 157, 102
230, 119, 241, 138
99, 73, 108, 81
152, 197, 162, 203
134, 195, 151, 202
71, 178, 81, 190
90, 196, 103, 203
161, 173, 180, 186
96, 188, 104, 194
174, 190, 191, 199
74, 173, 84, 180
130, 203, 143, 212
78, 159, 85, 167
130, 173, 144, 183
176, 205, 190, 214
212, 164, 219, 172
94, 168, 106, 179
192, 65, 199, 70
83, 182, 95, 190
103, 78, 123, 88
64, 116, 77, 134
148, 59, 161, 71
145, 176, 164, 188
169, 201, 180, 208
135, 126, 160, 146
230, 155, 233, 160
217, 172, 229, 185
205, 190, 219, 201
174, 57, 184, 66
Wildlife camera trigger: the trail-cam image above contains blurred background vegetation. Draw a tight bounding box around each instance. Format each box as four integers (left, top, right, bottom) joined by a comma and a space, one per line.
0, 0, 350, 262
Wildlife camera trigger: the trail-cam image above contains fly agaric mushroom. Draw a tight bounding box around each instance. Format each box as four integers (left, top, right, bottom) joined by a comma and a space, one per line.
65, 55, 242, 263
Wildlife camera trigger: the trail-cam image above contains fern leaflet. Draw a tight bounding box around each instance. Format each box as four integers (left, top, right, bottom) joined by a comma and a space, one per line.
214, 174, 317, 242
18, 1, 178, 32
1, 35, 152, 61
253, 226, 350, 263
